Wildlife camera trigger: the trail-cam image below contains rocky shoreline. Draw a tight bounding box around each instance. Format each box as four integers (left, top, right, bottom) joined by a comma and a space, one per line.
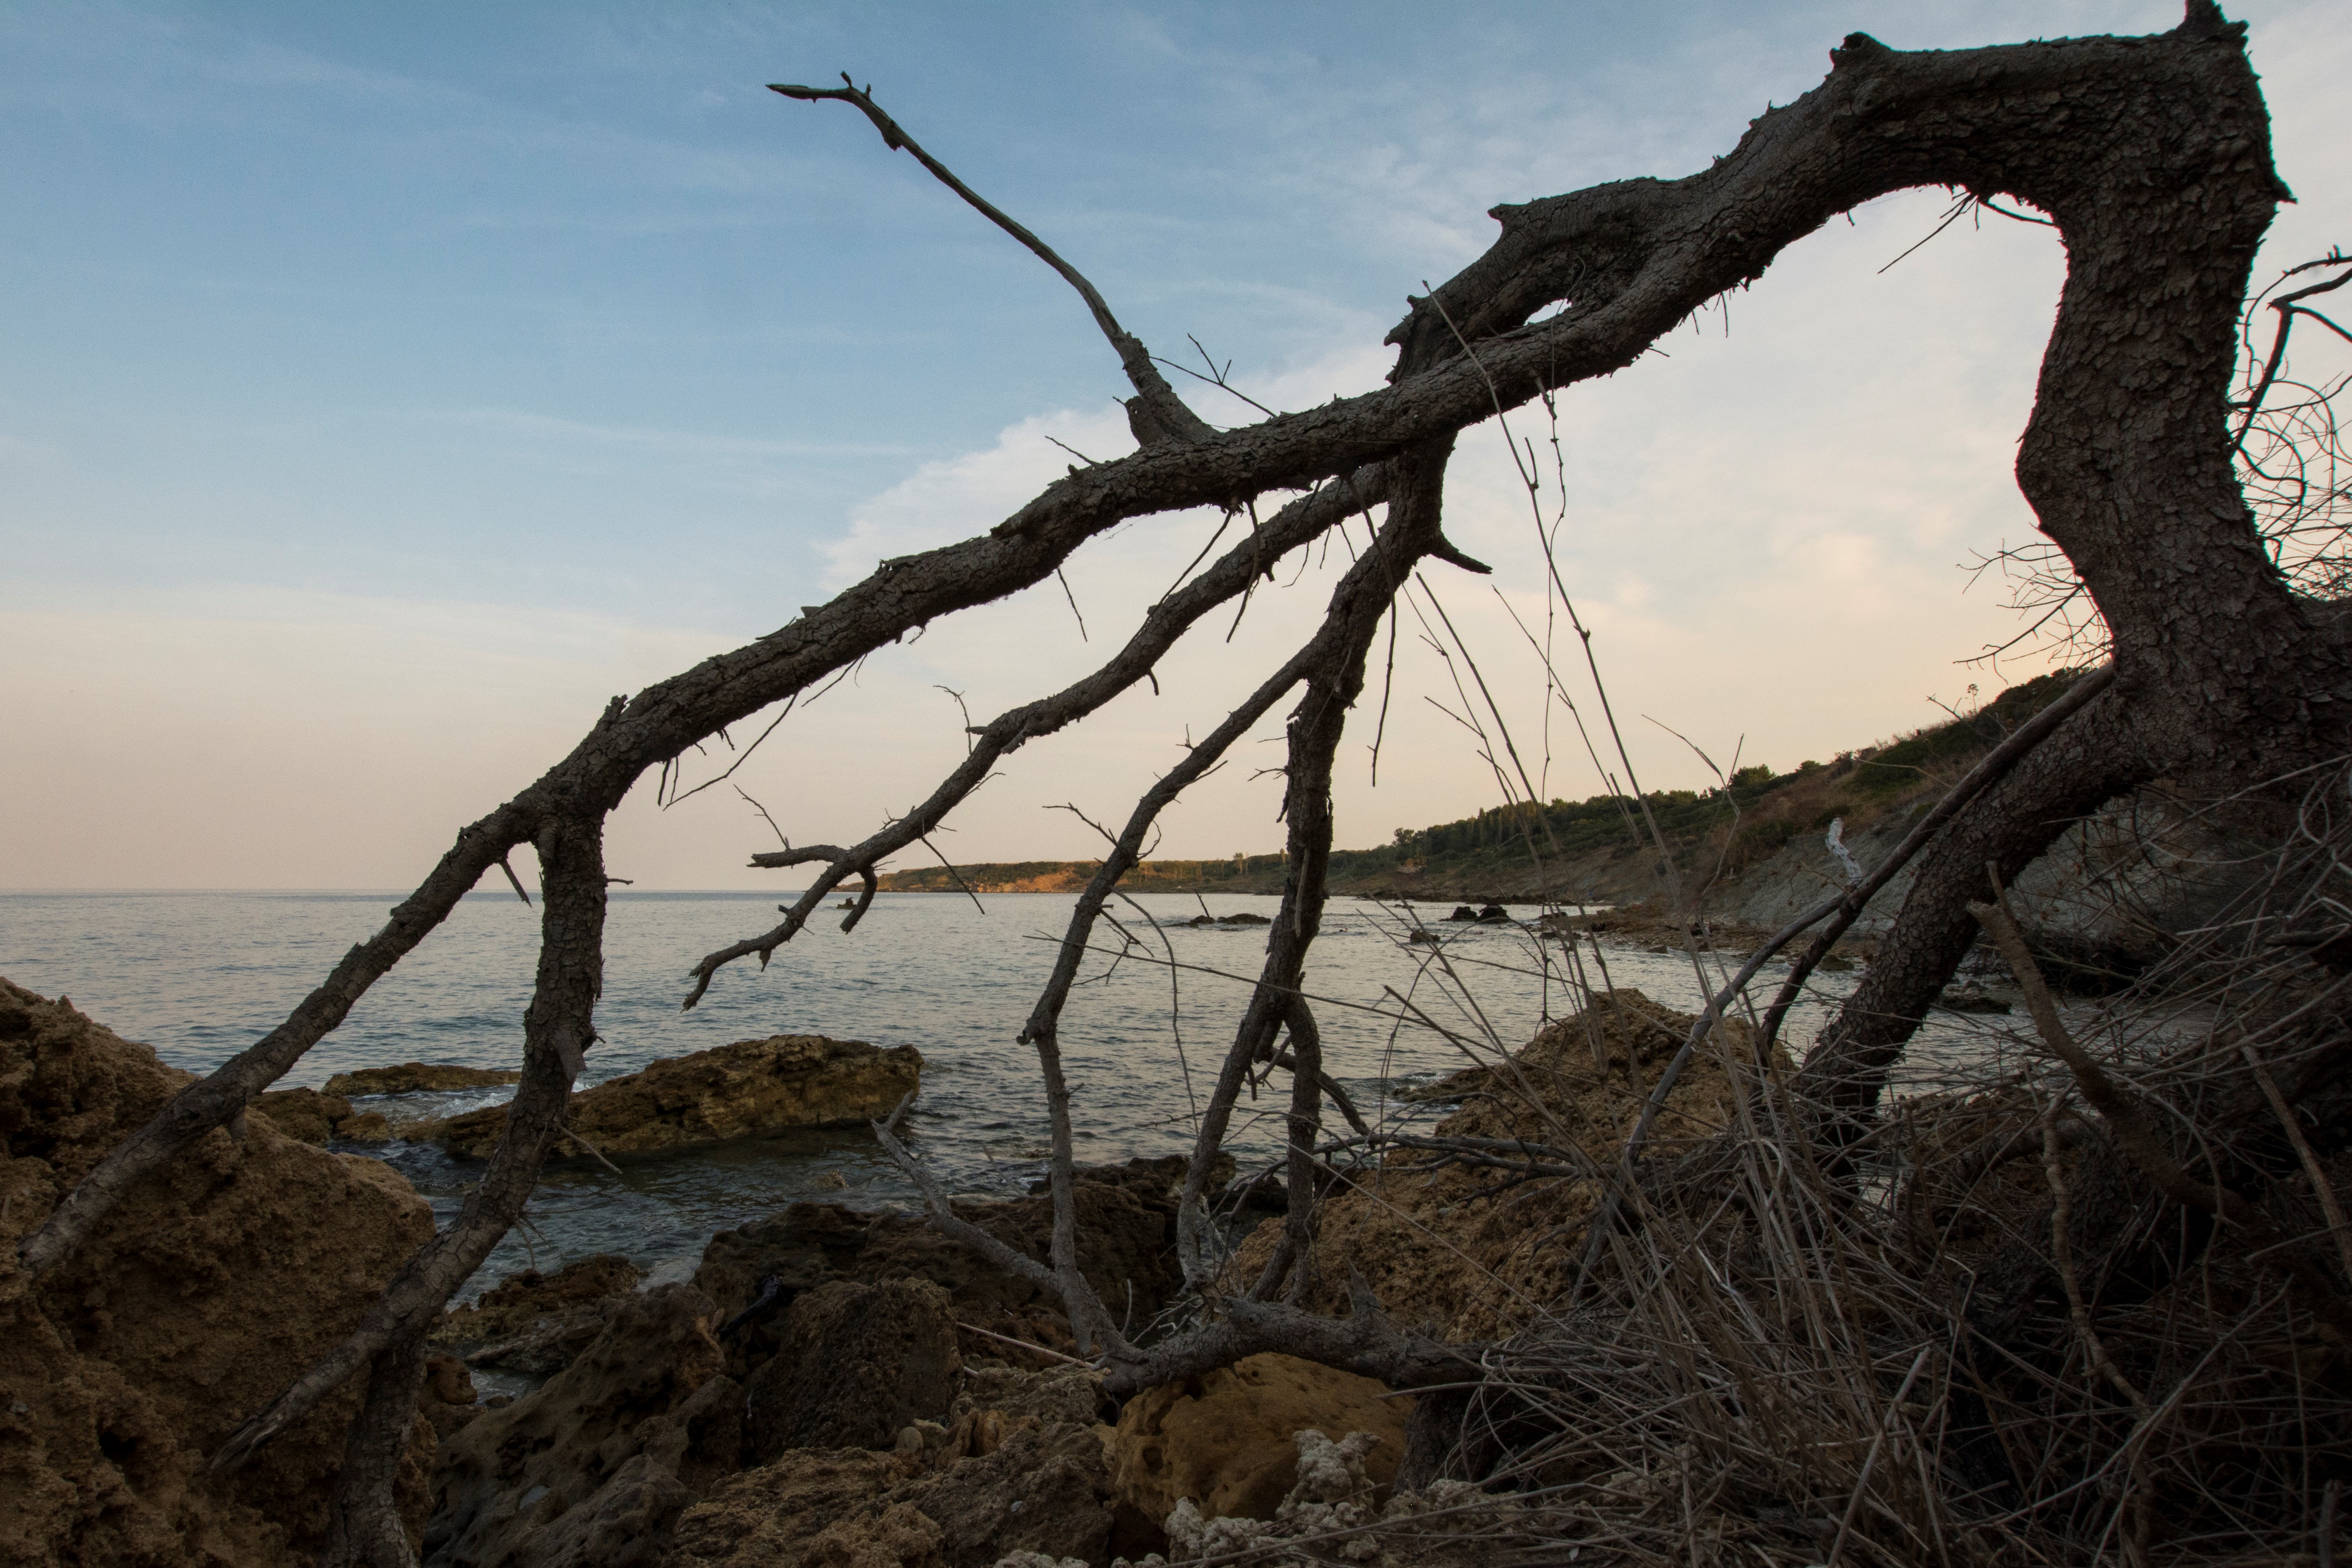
7, 967, 1747, 1567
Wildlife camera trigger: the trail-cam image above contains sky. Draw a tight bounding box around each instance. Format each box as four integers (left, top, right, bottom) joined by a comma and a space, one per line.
3, 0, 2347, 891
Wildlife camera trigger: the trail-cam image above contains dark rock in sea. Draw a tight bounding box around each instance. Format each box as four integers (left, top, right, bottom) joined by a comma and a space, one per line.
322, 1062, 523, 1096
1476, 903, 1512, 923
747, 1277, 961, 1459
1936, 983, 2012, 1015
1447, 905, 1478, 922
1221, 912, 1272, 925
425, 1283, 741, 1568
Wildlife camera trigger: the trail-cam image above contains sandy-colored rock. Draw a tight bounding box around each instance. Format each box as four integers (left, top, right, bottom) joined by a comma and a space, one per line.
323, 1062, 523, 1096
403, 1035, 921, 1160
748, 1278, 962, 1459
0, 978, 437, 1568
424, 1283, 740, 1567
431, 1254, 644, 1376
1107, 1353, 1410, 1526
1235, 987, 1767, 1340
252, 1085, 354, 1144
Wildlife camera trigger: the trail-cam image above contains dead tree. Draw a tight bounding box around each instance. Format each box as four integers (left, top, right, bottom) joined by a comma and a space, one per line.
11, 7, 2336, 1559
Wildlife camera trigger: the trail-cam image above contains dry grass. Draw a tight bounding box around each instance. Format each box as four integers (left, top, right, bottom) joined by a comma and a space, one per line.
1185, 766, 2352, 1568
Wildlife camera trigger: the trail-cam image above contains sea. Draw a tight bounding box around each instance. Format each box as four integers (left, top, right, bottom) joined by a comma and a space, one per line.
0, 888, 2009, 1304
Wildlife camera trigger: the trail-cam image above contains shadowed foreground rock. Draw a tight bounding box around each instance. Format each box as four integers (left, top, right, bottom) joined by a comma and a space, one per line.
424, 1283, 742, 1568
746, 1278, 962, 1459
0, 980, 436, 1567
670, 1419, 1118, 1568
430, 1253, 646, 1378
696, 1156, 1222, 1374
401, 1034, 922, 1160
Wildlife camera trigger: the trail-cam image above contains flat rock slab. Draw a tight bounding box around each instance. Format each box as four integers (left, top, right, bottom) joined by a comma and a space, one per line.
400, 1034, 923, 1160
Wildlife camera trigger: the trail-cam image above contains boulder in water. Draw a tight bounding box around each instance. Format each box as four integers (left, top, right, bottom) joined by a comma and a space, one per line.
1937, 982, 2012, 1014
322, 1062, 523, 1096
1446, 905, 1478, 922
403, 1034, 923, 1160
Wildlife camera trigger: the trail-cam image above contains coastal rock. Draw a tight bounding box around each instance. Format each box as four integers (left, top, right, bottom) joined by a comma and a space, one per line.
1233, 988, 1762, 1340
950, 1358, 1107, 1429
0, 978, 437, 1567
252, 1085, 354, 1144
671, 1420, 1116, 1568
696, 1156, 1195, 1374
747, 1278, 962, 1459
1937, 982, 2013, 1015
421, 1355, 482, 1444
1107, 1353, 1409, 1525
324, 1062, 524, 1096
667, 1449, 918, 1568
339, 1110, 395, 1141
431, 1254, 645, 1378
424, 1283, 741, 1568
890, 1419, 1115, 1566
403, 1034, 921, 1160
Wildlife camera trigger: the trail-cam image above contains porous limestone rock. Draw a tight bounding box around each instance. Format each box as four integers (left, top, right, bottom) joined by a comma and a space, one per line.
420, 1355, 481, 1444
746, 1277, 962, 1459
670, 1419, 1115, 1568
251, 1085, 355, 1144
430, 1253, 645, 1378
696, 1156, 1204, 1374
402, 1034, 922, 1160
1107, 1353, 1410, 1526
424, 1283, 741, 1568
0, 978, 437, 1567
323, 1062, 524, 1096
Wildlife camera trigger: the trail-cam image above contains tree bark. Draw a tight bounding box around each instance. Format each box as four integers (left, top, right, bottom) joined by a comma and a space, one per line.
318, 1325, 428, 1568
1798, 4, 2350, 1120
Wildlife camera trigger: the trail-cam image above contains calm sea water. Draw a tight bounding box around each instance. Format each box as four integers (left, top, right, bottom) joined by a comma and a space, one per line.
0, 888, 2000, 1300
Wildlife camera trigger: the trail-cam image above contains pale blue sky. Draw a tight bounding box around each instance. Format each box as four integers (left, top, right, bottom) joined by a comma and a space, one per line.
5, 2, 2346, 887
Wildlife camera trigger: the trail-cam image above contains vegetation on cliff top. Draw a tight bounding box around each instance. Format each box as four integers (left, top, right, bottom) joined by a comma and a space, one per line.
876, 670, 2084, 899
